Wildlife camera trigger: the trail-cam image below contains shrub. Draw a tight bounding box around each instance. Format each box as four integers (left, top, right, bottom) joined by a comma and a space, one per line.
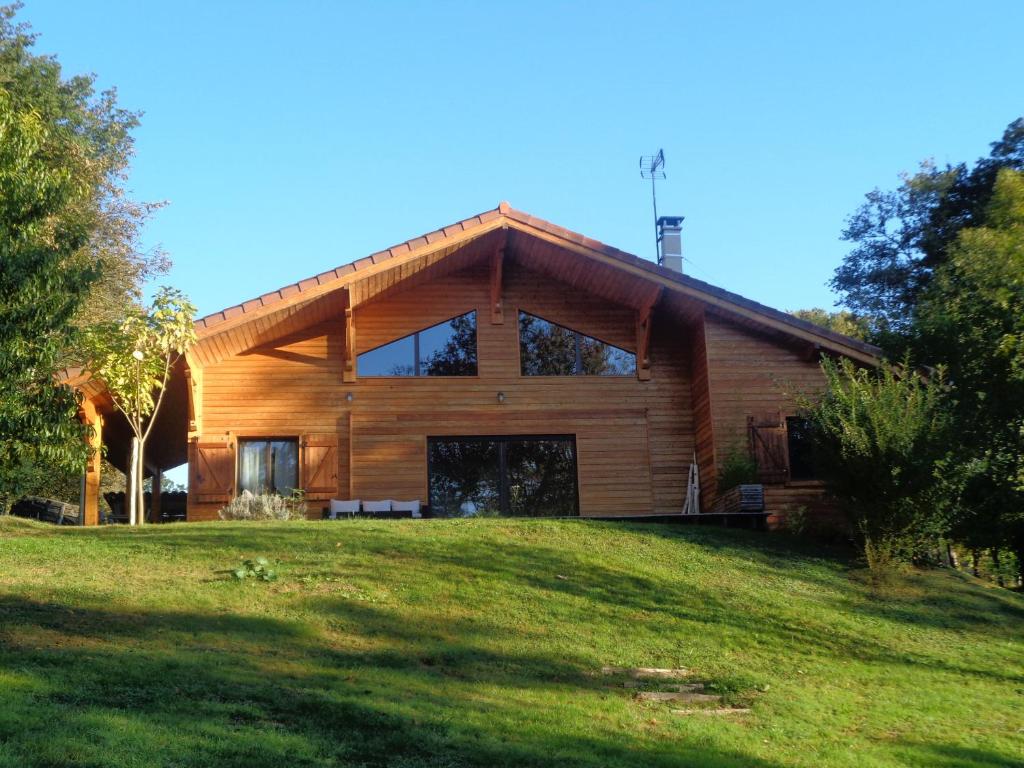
717, 449, 758, 494
218, 490, 306, 521
801, 357, 951, 564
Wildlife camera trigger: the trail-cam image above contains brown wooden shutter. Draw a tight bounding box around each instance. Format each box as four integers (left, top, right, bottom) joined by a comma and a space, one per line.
747, 413, 788, 484
302, 434, 339, 500
190, 441, 236, 503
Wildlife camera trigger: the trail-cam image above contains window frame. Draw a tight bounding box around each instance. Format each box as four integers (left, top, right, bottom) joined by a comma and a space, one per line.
236, 436, 301, 497
516, 309, 636, 378
357, 310, 479, 378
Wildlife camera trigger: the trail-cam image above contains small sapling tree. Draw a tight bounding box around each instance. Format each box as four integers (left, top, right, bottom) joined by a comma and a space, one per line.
84, 287, 196, 525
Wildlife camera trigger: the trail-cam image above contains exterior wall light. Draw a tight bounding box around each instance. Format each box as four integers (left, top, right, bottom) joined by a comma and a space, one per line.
496, 391, 506, 404
346, 392, 355, 403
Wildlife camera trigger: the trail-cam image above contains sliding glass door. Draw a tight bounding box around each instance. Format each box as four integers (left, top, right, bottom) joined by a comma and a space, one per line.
427, 436, 578, 517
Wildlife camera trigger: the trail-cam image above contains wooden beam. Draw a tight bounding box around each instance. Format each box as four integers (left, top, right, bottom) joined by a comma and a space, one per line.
184, 353, 203, 440
343, 305, 357, 383
79, 398, 102, 526
636, 288, 661, 382
150, 468, 162, 524
490, 243, 505, 324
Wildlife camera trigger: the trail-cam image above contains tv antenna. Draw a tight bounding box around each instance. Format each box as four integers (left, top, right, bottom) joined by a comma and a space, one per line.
639, 149, 666, 261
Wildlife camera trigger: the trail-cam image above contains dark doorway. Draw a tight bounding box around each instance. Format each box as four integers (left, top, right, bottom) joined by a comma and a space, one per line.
427, 435, 579, 517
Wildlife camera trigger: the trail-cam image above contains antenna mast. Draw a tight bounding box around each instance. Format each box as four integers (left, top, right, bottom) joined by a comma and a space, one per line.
639, 149, 666, 261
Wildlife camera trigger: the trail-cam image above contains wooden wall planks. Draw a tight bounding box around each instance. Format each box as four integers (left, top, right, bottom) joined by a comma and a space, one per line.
194, 259, 695, 519
698, 311, 829, 520
189, 259, 834, 524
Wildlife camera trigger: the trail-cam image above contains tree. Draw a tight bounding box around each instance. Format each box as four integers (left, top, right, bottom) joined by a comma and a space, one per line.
83, 288, 196, 525
914, 169, 1024, 583
0, 89, 95, 514
802, 357, 952, 567
832, 118, 1024, 348
0, 3, 169, 509
0, 4, 168, 327
789, 308, 871, 341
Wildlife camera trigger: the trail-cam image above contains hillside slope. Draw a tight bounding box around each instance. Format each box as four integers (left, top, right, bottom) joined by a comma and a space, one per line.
0, 517, 1020, 768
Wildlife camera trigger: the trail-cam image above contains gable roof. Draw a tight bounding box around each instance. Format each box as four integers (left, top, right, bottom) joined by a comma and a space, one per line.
192, 202, 882, 366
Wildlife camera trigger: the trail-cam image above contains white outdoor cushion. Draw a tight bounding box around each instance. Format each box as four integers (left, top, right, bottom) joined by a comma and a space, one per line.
361, 500, 392, 513
329, 499, 361, 519
391, 500, 421, 518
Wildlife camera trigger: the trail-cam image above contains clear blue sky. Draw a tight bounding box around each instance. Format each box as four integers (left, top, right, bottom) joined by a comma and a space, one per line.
24, 0, 1024, 318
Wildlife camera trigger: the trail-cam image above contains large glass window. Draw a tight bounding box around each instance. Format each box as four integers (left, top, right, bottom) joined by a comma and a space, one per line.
358, 311, 477, 376
519, 311, 635, 376
786, 417, 817, 481
427, 436, 578, 517
238, 439, 299, 496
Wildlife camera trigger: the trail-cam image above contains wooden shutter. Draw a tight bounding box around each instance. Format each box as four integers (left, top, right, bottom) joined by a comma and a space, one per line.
190, 441, 236, 503
747, 413, 788, 484
302, 434, 339, 500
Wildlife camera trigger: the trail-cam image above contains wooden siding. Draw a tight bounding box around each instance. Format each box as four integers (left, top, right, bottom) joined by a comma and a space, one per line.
701, 311, 829, 519
191, 260, 695, 520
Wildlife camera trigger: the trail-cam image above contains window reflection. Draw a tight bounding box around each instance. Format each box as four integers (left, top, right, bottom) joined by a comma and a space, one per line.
238, 439, 298, 495
358, 311, 477, 376
427, 436, 578, 517
519, 311, 635, 376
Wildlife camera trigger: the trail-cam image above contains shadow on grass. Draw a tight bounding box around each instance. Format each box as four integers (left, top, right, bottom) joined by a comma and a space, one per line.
0, 595, 780, 768
306, 522, 1024, 685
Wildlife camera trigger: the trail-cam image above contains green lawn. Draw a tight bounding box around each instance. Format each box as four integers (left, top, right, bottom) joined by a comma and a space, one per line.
0, 517, 1021, 768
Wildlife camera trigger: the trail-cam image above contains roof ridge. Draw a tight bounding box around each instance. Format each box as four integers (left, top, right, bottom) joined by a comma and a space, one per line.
192, 201, 881, 361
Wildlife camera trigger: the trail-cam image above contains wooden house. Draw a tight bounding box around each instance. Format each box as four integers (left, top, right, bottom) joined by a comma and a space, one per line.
74, 203, 881, 525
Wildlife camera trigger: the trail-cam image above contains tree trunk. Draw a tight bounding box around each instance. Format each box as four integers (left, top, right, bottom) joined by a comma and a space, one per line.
992, 548, 1004, 587
946, 542, 957, 569
136, 439, 146, 526
127, 437, 142, 526
971, 549, 980, 577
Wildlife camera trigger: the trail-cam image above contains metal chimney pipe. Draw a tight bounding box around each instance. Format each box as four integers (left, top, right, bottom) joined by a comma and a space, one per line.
657, 216, 685, 273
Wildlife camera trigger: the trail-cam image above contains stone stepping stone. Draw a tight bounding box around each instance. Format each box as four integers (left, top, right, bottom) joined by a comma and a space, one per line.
671, 707, 752, 716
636, 691, 722, 704
623, 681, 705, 691
601, 666, 690, 679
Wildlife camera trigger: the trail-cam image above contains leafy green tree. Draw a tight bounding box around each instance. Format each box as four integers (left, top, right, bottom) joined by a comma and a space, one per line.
832, 118, 1024, 348
0, 4, 168, 326
83, 288, 196, 525
789, 308, 871, 341
915, 169, 1024, 582
0, 3, 168, 509
0, 89, 94, 513
802, 357, 952, 567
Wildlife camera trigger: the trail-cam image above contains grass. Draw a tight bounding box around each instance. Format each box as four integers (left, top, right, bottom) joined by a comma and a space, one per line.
0, 516, 1021, 768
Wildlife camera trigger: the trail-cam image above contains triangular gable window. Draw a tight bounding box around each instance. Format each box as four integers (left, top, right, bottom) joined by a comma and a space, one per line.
358, 311, 477, 376
519, 311, 635, 376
